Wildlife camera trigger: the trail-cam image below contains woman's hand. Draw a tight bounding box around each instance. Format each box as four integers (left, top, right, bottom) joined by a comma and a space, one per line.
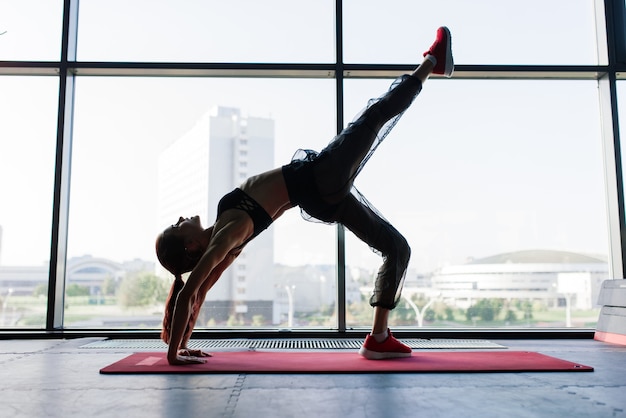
167, 349, 211, 365
178, 348, 212, 358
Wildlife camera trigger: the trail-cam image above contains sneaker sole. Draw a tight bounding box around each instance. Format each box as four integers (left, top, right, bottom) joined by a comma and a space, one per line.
441, 26, 454, 78
358, 346, 412, 360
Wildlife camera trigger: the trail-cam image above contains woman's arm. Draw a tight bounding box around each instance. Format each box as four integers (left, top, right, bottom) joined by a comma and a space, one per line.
179, 254, 239, 353
167, 219, 250, 365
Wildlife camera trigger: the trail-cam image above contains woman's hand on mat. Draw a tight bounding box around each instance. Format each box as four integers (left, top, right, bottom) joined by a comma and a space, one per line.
168, 352, 208, 365
166, 348, 212, 365
178, 348, 212, 358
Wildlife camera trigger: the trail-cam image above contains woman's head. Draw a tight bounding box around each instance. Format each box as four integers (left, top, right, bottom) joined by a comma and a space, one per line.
155, 216, 210, 343
155, 216, 207, 277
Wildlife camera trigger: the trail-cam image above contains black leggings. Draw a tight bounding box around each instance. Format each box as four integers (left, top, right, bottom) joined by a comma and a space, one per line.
283, 74, 423, 309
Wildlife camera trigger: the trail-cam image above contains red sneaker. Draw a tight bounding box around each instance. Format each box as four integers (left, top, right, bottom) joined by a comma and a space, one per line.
359, 329, 412, 360
423, 26, 454, 77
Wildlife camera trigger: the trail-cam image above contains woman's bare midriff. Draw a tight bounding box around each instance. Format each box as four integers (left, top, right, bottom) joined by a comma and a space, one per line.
239, 168, 293, 220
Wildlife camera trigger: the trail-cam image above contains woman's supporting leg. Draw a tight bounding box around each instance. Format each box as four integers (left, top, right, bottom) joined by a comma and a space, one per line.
371, 306, 390, 334
333, 193, 410, 311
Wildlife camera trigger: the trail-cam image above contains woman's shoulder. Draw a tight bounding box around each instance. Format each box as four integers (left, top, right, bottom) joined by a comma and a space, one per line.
201, 214, 251, 257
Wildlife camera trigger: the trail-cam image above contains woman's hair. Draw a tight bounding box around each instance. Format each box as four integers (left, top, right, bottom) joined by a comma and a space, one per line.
155, 229, 201, 343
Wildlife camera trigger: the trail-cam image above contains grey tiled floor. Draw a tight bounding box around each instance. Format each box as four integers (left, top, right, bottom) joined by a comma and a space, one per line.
0, 337, 624, 417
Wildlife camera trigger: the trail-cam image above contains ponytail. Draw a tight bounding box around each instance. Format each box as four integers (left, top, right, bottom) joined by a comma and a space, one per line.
161, 274, 184, 343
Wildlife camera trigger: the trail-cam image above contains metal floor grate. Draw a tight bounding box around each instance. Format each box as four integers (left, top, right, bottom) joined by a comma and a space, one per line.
81, 338, 505, 350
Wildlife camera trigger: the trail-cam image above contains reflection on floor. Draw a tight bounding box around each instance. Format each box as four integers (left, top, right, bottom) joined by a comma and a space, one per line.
0, 337, 624, 417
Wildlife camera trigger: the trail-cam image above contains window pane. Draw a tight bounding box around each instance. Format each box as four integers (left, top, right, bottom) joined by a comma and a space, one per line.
345, 77, 607, 329
344, 0, 599, 65
0, 1, 63, 61
0, 77, 58, 328
77, 0, 335, 63
618, 80, 626, 223
66, 77, 336, 329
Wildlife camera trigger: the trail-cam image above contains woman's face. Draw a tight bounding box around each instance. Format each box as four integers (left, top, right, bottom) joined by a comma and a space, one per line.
172, 215, 201, 229
167, 216, 204, 240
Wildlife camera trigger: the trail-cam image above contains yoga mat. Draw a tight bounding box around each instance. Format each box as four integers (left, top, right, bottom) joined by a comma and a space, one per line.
100, 351, 593, 374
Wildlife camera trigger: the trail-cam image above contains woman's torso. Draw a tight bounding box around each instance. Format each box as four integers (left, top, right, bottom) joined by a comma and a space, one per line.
239, 167, 293, 220
209, 168, 293, 253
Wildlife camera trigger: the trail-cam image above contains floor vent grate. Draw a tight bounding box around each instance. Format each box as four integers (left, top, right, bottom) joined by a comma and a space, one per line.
81, 338, 505, 350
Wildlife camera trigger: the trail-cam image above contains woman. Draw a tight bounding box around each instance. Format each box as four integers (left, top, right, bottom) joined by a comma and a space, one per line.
156, 27, 454, 364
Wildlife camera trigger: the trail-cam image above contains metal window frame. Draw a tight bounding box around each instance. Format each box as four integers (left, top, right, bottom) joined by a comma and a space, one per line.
1, 0, 625, 339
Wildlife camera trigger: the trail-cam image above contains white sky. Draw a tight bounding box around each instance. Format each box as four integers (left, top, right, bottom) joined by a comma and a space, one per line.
0, 0, 613, 274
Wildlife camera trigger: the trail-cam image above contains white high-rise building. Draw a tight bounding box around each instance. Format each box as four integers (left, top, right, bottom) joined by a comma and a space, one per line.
157, 106, 275, 323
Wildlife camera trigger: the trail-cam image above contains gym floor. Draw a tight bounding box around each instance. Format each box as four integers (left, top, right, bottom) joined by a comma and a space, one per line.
0, 337, 624, 417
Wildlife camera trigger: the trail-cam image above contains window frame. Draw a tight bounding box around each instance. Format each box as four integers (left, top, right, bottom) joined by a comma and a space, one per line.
1, 0, 624, 339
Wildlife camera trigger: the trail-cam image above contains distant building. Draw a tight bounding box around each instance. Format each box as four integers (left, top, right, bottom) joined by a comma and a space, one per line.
430, 249, 608, 310
157, 107, 276, 323
0, 255, 152, 296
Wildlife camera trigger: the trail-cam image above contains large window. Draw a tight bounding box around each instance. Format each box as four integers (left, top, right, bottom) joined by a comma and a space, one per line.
618, 80, 626, 227
345, 78, 607, 329
0, 1, 63, 61
65, 77, 336, 328
343, 0, 599, 65
76, 0, 335, 63
0, 77, 59, 327
0, 0, 623, 334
